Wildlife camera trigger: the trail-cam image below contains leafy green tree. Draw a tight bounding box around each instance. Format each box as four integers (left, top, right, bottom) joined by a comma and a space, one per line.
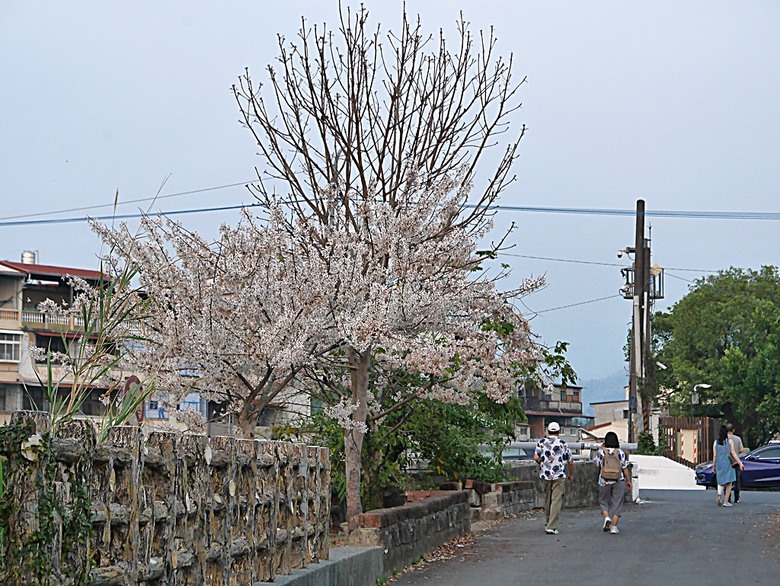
289, 390, 525, 513
653, 266, 780, 447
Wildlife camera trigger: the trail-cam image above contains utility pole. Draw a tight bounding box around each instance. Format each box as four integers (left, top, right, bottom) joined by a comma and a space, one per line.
620, 200, 663, 444
630, 200, 646, 444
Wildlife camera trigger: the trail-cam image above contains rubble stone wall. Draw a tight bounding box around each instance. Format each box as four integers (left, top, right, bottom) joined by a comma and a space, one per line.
0, 412, 330, 585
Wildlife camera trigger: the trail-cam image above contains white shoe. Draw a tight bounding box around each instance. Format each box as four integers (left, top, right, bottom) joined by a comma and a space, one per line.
610, 526, 620, 534
603, 517, 611, 532
545, 528, 559, 535
723, 502, 733, 507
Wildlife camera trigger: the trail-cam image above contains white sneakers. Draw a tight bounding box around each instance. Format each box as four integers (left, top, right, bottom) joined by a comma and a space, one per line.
610, 526, 620, 534
603, 517, 612, 532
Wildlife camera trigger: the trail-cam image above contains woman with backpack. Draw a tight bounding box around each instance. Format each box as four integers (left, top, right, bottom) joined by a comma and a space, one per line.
593, 431, 631, 534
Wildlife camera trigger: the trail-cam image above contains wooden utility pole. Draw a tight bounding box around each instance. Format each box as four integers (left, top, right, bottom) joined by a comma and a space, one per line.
622, 200, 664, 444
628, 200, 646, 443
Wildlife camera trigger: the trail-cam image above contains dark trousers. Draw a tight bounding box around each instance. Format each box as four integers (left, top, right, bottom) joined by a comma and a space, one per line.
731, 464, 741, 502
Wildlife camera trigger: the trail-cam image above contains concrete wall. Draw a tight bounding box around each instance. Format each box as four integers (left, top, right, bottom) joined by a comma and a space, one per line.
0, 412, 330, 585
348, 490, 471, 577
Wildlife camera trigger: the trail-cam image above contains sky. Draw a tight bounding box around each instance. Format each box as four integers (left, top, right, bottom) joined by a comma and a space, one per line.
2, 1, 779, 397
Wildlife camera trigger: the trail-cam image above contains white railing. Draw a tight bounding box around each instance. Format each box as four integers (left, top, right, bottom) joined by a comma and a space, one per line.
22, 310, 83, 331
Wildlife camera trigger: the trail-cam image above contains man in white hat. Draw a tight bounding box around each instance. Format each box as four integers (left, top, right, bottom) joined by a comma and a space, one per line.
534, 421, 574, 535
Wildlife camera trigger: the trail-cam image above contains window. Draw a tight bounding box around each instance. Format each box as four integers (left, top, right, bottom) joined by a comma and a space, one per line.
560, 390, 567, 401
178, 393, 206, 417
146, 395, 168, 419
22, 386, 47, 411
35, 334, 68, 363
0, 331, 22, 362
80, 388, 108, 416
755, 447, 780, 460
0, 385, 7, 411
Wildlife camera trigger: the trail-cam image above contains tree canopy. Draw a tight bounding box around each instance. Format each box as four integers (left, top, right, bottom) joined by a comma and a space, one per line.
233, 6, 547, 530
653, 266, 780, 447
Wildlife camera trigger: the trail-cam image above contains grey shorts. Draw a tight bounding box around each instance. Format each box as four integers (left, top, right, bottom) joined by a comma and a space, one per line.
598, 480, 626, 517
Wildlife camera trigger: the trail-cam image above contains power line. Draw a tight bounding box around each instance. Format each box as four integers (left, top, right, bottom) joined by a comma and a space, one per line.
5, 180, 780, 224
0, 202, 264, 227
501, 252, 622, 268
502, 252, 719, 274
526, 294, 623, 315
0, 181, 256, 222
489, 204, 780, 221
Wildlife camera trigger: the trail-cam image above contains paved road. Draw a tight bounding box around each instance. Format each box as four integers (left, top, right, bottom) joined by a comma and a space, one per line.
394, 490, 780, 586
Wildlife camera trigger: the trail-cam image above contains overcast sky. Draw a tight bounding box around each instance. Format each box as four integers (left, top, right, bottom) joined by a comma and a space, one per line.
2, 1, 779, 391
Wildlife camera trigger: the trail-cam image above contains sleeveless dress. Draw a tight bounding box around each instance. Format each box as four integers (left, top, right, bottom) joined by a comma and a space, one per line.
715, 439, 736, 485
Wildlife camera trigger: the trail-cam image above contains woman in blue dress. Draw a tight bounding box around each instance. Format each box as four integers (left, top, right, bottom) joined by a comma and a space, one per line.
713, 424, 744, 507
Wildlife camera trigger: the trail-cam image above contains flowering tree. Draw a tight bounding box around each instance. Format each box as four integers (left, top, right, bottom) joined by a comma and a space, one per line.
94, 209, 339, 437
233, 7, 551, 529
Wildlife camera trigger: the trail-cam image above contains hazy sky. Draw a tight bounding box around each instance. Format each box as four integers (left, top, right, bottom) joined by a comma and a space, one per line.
2, 1, 779, 391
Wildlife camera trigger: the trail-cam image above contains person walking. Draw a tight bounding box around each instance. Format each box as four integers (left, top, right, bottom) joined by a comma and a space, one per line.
593, 431, 631, 534
713, 424, 744, 507
534, 421, 573, 535
726, 423, 747, 503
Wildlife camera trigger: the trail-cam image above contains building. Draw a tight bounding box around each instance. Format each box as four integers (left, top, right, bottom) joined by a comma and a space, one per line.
2, 258, 113, 422
518, 381, 591, 441
586, 398, 630, 443
0, 255, 209, 428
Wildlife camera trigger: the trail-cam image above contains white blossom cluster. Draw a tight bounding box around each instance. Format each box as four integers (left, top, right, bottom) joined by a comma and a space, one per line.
93, 165, 547, 433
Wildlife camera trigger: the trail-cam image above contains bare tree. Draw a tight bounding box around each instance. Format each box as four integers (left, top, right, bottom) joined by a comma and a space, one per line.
234, 6, 534, 530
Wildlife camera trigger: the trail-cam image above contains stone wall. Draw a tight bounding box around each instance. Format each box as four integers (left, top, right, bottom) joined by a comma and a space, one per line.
503, 460, 634, 509
465, 480, 536, 521
348, 490, 470, 577
0, 412, 330, 585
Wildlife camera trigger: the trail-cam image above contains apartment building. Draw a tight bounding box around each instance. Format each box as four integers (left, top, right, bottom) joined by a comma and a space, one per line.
517, 381, 592, 441
0, 256, 117, 423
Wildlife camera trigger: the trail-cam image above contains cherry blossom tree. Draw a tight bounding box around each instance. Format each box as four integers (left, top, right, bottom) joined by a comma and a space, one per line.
233, 6, 548, 529
94, 208, 339, 437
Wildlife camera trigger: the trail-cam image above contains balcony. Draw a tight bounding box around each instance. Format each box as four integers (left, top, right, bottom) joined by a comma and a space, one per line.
522, 396, 583, 414
0, 308, 21, 330
22, 309, 85, 332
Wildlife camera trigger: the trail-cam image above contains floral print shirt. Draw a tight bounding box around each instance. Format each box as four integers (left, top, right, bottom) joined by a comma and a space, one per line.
593, 447, 629, 486
534, 435, 572, 480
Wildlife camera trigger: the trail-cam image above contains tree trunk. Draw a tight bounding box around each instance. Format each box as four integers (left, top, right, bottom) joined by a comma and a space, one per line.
345, 346, 371, 531
237, 404, 259, 438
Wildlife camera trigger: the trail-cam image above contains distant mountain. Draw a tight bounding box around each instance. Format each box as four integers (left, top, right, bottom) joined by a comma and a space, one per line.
579, 370, 628, 416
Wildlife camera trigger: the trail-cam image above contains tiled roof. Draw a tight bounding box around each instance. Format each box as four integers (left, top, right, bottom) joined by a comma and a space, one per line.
0, 261, 106, 281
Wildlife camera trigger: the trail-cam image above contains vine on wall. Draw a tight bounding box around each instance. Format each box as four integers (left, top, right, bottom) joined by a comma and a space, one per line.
0, 416, 95, 585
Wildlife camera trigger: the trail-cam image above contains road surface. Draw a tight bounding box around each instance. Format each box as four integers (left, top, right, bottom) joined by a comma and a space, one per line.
393, 489, 780, 586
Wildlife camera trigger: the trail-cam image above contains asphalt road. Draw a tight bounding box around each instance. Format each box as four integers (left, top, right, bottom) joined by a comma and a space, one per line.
393, 490, 780, 586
